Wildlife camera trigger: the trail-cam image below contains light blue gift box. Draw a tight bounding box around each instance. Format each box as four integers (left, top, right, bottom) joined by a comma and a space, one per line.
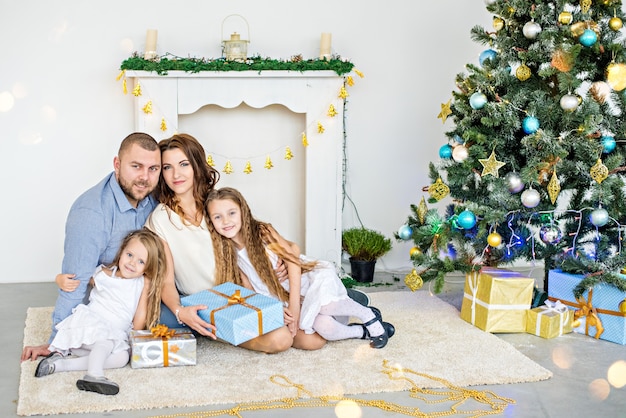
548, 269, 626, 345
181, 283, 284, 346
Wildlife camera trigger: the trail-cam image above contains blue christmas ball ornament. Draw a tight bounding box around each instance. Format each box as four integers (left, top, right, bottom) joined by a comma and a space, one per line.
439, 144, 453, 159
457, 209, 477, 229
397, 225, 413, 240
454, 134, 465, 144
602, 135, 617, 153
479, 49, 498, 66
522, 116, 540, 134
579, 29, 598, 47
470, 92, 488, 110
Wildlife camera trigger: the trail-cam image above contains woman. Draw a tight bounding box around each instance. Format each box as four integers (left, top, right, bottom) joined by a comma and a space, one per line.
145, 133, 323, 352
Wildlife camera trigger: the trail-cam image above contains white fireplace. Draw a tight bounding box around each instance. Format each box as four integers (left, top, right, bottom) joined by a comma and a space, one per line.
125, 70, 345, 264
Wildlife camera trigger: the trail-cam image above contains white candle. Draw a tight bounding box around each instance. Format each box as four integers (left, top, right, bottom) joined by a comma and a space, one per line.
144, 29, 158, 60
319, 32, 332, 59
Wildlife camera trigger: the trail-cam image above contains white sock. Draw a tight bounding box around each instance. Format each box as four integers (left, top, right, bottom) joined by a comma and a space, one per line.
312, 314, 363, 341
318, 299, 384, 337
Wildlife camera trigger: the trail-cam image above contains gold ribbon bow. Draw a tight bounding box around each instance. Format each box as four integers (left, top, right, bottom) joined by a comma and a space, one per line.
150, 324, 176, 338
573, 289, 604, 339
208, 288, 264, 336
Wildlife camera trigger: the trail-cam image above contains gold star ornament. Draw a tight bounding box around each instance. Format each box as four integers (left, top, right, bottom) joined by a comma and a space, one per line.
479, 150, 506, 177
438, 99, 452, 124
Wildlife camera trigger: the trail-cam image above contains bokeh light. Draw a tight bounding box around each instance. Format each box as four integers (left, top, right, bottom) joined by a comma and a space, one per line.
12, 82, 28, 99
607, 360, 626, 388
19, 130, 44, 145
41, 105, 57, 123
335, 399, 362, 418
588, 378, 610, 401
551, 344, 574, 369
0, 91, 15, 112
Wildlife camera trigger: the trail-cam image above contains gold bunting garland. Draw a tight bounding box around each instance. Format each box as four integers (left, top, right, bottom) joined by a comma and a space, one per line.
118, 68, 363, 175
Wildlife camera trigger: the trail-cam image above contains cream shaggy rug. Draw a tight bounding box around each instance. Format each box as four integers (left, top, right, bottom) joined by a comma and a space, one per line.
18, 291, 552, 416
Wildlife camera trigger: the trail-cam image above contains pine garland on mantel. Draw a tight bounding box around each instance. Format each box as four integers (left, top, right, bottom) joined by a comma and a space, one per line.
120, 53, 355, 76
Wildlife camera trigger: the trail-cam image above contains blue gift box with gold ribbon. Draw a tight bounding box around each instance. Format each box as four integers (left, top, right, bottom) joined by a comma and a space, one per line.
548, 269, 626, 345
181, 283, 285, 346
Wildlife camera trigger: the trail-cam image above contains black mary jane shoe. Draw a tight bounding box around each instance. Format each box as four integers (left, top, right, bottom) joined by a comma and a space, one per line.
350, 316, 389, 349
369, 306, 395, 339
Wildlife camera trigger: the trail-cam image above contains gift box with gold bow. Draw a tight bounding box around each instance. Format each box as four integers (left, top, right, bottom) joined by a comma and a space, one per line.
129, 325, 196, 368
181, 282, 285, 346
460, 267, 534, 333
548, 269, 626, 345
526, 300, 574, 339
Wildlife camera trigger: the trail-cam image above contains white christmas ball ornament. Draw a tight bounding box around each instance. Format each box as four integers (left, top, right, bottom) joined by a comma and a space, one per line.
452, 145, 469, 162
523, 21, 542, 39
521, 188, 541, 208
590, 208, 609, 227
560, 94, 579, 111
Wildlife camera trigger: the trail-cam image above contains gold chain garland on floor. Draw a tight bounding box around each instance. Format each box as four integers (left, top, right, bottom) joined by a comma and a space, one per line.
150, 360, 515, 418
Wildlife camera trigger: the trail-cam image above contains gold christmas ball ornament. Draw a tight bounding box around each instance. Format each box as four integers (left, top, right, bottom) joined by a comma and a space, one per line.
609, 17, 623, 31
516, 64, 532, 81
410, 247, 422, 257
487, 232, 502, 247
404, 270, 424, 292
559, 11, 573, 25
493, 17, 505, 32
619, 299, 626, 314
606, 62, 626, 91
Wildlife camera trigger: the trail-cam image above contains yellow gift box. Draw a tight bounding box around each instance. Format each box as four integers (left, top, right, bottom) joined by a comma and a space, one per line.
460, 267, 534, 333
526, 300, 574, 339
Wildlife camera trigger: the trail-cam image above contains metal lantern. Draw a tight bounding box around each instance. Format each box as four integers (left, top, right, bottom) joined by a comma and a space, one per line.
221, 14, 249, 61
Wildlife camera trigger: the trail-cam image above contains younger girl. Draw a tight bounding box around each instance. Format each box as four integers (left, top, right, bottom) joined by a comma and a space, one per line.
206, 187, 395, 349
35, 229, 166, 395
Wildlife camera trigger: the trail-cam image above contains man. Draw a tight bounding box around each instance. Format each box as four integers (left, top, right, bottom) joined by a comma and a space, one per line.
21, 132, 161, 361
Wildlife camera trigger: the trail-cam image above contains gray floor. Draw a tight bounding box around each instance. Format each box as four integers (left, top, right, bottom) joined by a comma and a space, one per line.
4, 269, 626, 417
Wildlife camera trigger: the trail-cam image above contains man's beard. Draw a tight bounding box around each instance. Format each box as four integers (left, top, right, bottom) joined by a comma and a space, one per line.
119, 176, 152, 203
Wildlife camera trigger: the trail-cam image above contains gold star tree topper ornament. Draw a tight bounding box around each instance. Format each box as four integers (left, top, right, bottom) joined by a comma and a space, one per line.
438, 99, 452, 124
479, 150, 506, 177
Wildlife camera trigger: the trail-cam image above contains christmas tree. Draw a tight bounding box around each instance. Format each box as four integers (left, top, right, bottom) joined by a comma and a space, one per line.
401, 0, 626, 298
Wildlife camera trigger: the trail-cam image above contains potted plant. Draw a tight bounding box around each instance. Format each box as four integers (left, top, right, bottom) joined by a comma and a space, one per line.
342, 227, 392, 282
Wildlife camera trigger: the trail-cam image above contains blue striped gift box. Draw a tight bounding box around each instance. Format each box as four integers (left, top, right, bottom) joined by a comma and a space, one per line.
548, 270, 626, 345
181, 283, 285, 346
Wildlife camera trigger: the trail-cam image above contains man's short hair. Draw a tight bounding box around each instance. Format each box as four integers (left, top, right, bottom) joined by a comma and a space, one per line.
118, 132, 158, 157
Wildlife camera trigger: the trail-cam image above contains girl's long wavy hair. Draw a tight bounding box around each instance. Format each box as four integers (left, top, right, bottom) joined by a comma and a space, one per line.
154, 133, 220, 224
109, 228, 167, 328
205, 187, 316, 303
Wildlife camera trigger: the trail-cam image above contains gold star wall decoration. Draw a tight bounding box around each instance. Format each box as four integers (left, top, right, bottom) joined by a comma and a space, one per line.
479, 150, 506, 177
438, 100, 452, 124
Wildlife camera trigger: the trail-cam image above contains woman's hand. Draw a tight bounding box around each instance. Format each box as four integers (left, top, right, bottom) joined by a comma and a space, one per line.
178, 305, 217, 339
55, 273, 78, 292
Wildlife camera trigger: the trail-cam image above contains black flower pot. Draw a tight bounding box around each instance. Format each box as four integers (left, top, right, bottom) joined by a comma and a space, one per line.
349, 258, 376, 283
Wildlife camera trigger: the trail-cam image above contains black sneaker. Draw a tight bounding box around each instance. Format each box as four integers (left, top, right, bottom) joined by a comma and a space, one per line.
76, 375, 120, 395
347, 288, 370, 306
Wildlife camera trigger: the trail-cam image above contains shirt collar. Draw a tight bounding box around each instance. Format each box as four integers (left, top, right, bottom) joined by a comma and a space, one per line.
109, 172, 154, 212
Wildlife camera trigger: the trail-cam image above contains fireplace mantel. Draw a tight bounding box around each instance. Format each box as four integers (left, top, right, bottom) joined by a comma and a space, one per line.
125, 70, 344, 264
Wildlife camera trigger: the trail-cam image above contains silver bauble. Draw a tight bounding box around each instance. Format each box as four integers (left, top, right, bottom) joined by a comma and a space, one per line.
521, 188, 541, 208
560, 94, 579, 111
505, 172, 524, 193
523, 21, 542, 39
589, 208, 609, 227
540, 225, 563, 244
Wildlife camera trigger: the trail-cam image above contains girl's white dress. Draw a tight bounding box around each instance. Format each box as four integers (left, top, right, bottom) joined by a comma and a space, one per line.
237, 248, 347, 334
49, 265, 145, 355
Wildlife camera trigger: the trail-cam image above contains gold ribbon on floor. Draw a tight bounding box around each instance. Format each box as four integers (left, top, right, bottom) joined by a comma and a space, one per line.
148, 359, 516, 418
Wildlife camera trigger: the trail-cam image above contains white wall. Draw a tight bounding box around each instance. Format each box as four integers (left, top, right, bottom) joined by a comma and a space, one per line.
0, 0, 492, 283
